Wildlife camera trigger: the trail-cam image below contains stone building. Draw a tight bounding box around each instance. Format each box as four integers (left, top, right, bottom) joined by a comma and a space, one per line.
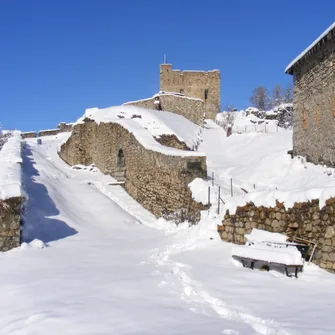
160, 64, 221, 120
59, 107, 208, 223
285, 22, 335, 167
124, 63, 221, 124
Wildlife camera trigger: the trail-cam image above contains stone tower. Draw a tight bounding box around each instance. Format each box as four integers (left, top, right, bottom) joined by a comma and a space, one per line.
159, 64, 221, 120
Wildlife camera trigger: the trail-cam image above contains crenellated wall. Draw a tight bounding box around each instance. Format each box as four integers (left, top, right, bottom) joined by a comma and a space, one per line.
159, 64, 220, 120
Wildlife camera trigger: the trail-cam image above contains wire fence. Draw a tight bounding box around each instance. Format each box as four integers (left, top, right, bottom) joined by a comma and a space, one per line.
206, 172, 277, 214
215, 120, 290, 134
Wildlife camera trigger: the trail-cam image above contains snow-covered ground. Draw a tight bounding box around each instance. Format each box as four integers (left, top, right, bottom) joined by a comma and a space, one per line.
200, 120, 335, 212
1, 124, 335, 334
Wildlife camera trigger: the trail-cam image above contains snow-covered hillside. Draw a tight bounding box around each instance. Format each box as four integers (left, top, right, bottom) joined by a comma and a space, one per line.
1, 120, 335, 334
199, 120, 335, 212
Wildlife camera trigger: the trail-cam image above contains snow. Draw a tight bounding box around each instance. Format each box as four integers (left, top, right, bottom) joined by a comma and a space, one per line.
76, 105, 204, 156
232, 243, 303, 266
285, 21, 335, 73
0, 133, 333, 333
216, 110, 284, 134
200, 120, 335, 213
245, 228, 288, 243
232, 229, 303, 266
0, 131, 22, 200
188, 178, 210, 205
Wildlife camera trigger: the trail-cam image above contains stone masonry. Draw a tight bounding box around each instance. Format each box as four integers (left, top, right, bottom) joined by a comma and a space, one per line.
124, 93, 205, 126
160, 64, 221, 120
218, 198, 335, 273
286, 24, 335, 167
38, 122, 74, 137
59, 119, 208, 223
0, 197, 21, 251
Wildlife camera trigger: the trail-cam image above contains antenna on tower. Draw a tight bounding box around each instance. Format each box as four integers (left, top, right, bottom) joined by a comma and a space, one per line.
163, 54, 167, 64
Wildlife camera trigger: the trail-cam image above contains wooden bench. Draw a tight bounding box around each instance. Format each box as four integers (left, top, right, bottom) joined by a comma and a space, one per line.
231, 229, 306, 278
232, 254, 303, 278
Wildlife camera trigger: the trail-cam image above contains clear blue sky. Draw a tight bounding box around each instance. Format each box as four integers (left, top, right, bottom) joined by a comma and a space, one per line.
1, 1, 334, 131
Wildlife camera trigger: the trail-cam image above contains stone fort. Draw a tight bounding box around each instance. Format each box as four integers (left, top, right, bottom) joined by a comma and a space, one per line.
125, 63, 221, 123
159, 64, 221, 120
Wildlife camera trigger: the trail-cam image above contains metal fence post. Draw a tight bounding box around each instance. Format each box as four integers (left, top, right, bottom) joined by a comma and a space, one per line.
217, 186, 221, 214
230, 178, 233, 197
212, 172, 214, 187
208, 186, 211, 205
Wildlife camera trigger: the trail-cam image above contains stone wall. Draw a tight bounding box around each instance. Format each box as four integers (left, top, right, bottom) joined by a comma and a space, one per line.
218, 198, 335, 272
160, 64, 220, 120
22, 132, 37, 139
124, 93, 205, 126
38, 129, 61, 137
38, 123, 73, 137
290, 30, 335, 167
59, 120, 208, 223
0, 197, 21, 251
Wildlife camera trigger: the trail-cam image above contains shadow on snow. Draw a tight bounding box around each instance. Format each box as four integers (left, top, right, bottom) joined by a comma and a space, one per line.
21, 145, 77, 244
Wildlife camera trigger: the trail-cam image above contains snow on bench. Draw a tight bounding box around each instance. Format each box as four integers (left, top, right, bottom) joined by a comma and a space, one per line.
231, 229, 304, 278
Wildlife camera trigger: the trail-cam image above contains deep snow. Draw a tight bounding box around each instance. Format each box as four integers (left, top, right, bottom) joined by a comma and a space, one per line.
1, 125, 335, 334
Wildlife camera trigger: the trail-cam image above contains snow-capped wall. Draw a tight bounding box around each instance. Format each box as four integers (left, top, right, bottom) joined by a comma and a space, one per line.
59, 120, 208, 223
124, 92, 205, 126
218, 198, 335, 273
0, 131, 23, 251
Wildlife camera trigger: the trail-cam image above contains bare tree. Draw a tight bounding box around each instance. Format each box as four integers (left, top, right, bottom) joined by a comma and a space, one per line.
272, 84, 283, 107
250, 86, 269, 111
218, 105, 236, 136
283, 85, 293, 103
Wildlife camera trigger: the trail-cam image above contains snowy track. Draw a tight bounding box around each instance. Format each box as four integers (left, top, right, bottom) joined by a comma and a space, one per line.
0, 134, 334, 334
149, 241, 291, 335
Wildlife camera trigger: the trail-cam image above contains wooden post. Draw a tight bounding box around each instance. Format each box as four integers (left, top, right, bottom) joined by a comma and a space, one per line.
217, 186, 221, 214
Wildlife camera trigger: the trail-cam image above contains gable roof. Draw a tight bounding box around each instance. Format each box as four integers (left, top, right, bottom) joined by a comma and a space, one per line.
285, 22, 335, 75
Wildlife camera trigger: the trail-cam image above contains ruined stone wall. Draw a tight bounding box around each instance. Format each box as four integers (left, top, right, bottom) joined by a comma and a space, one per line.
38, 123, 73, 138
38, 129, 61, 137
0, 197, 21, 251
124, 94, 204, 126
292, 31, 335, 167
218, 198, 335, 272
22, 132, 37, 139
160, 64, 220, 120
59, 120, 207, 222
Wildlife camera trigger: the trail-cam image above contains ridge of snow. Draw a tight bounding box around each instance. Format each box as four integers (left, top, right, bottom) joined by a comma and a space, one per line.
285, 21, 335, 73
76, 105, 205, 157
0, 131, 23, 200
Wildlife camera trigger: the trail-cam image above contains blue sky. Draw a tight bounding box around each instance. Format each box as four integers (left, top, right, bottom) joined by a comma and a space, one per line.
1, 1, 334, 131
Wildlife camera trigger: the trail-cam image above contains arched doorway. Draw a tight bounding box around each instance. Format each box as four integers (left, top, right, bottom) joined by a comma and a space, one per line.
115, 149, 126, 182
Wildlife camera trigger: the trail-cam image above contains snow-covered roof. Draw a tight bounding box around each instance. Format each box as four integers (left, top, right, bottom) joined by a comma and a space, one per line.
0, 131, 22, 200
76, 105, 205, 157
285, 22, 335, 74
